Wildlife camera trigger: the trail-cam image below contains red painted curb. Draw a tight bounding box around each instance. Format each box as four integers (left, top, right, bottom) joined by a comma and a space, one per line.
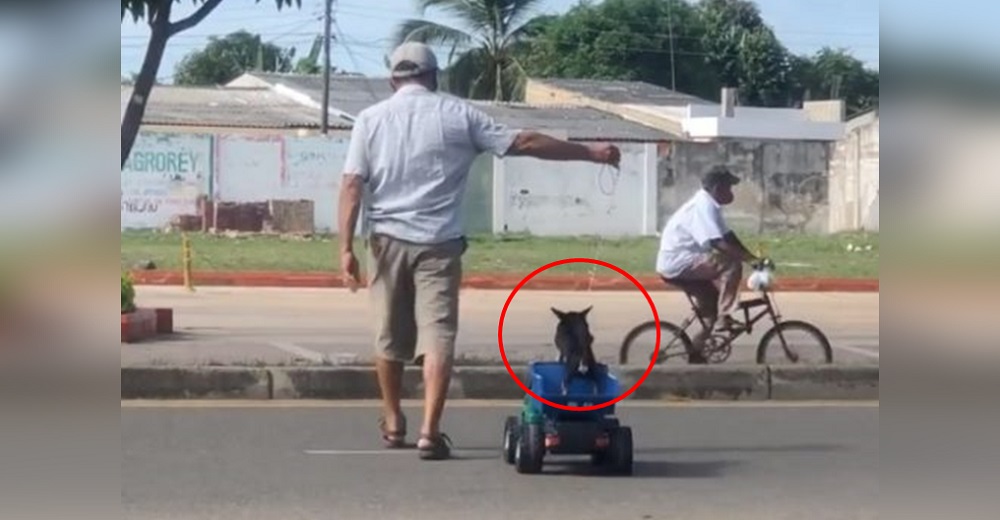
154, 308, 174, 335
129, 270, 878, 293
121, 307, 174, 343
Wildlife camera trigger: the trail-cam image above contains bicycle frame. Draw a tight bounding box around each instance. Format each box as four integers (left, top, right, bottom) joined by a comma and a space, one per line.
678, 288, 784, 342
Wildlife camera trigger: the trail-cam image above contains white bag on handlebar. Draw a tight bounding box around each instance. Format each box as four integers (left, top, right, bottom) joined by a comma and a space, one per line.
747, 266, 775, 292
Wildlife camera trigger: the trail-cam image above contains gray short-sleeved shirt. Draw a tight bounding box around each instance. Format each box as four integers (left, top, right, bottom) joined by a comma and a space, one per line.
342, 84, 520, 244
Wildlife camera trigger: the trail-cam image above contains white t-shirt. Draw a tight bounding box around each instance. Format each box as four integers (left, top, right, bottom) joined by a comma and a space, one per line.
655, 189, 731, 278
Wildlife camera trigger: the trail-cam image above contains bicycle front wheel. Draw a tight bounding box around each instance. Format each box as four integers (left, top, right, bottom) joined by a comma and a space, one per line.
619, 320, 696, 366
756, 320, 833, 364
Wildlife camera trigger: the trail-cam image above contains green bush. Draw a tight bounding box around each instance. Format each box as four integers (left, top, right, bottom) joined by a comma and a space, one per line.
121, 273, 136, 314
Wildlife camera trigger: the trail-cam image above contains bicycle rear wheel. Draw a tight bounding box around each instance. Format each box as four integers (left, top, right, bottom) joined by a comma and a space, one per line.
756, 320, 833, 364
619, 320, 697, 365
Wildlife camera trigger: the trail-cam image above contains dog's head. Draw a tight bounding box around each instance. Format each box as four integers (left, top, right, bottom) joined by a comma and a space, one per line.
551, 306, 594, 349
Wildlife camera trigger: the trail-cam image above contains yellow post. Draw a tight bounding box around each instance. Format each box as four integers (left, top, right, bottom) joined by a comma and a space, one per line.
181, 233, 195, 292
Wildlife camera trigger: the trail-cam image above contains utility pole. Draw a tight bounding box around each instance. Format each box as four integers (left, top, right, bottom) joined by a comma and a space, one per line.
322, 0, 333, 134
667, 0, 677, 91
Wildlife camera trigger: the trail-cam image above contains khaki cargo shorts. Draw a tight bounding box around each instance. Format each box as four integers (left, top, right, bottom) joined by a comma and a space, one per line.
365, 233, 465, 363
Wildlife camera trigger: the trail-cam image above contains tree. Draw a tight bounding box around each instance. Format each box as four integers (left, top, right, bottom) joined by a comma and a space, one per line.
393, 0, 547, 101
794, 47, 879, 116
293, 35, 324, 75
697, 0, 791, 107
521, 0, 722, 102
174, 30, 296, 85
121, 0, 300, 169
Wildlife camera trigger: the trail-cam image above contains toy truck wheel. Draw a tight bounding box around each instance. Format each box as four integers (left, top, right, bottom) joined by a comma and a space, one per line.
503, 416, 519, 465
514, 423, 545, 474
608, 427, 634, 476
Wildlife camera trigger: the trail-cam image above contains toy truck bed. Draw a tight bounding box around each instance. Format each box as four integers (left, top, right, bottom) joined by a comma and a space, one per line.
525, 361, 622, 420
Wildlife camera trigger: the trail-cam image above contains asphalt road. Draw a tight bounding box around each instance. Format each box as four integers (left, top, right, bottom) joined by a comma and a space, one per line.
122, 287, 879, 367
122, 401, 878, 520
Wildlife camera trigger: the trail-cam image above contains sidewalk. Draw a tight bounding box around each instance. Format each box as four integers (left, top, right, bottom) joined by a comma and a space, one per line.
122, 286, 879, 368
128, 270, 879, 292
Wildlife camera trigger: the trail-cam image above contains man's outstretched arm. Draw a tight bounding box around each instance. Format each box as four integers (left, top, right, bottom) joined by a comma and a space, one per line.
506, 131, 620, 167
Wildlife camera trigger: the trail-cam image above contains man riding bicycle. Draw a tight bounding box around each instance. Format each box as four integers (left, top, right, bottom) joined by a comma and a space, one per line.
655, 166, 761, 363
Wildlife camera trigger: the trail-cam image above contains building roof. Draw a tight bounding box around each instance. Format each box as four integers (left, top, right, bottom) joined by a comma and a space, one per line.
845, 109, 879, 132
470, 101, 677, 142
530, 78, 715, 107
235, 72, 393, 119
231, 73, 679, 141
123, 85, 334, 130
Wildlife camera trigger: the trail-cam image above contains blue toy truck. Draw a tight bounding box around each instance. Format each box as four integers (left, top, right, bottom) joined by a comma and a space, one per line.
503, 361, 633, 475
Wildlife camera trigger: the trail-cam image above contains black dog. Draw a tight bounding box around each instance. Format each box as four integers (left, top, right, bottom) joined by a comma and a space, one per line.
551, 306, 601, 395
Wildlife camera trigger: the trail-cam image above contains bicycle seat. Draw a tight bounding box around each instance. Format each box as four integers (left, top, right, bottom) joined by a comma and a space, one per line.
660, 276, 704, 292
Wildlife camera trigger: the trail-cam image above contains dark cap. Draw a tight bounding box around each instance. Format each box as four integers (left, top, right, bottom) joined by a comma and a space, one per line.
701, 165, 740, 190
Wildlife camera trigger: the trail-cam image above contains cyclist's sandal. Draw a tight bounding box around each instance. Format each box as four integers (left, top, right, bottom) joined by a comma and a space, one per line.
378, 414, 407, 449
715, 316, 746, 334
418, 433, 453, 461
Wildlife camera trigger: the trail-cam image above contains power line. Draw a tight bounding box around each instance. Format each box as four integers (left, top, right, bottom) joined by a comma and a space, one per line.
322, 0, 333, 133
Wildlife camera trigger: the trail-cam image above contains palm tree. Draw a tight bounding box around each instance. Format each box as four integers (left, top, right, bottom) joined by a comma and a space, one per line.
393, 0, 546, 102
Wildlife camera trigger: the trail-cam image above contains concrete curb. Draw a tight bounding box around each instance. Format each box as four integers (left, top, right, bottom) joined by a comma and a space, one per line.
122, 365, 878, 402
769, 365, 879, 400
128, 270, 879, 293
122, 367, 270, 400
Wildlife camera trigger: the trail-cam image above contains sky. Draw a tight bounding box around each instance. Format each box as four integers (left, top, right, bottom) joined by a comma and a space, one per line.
120, 0, 888, 83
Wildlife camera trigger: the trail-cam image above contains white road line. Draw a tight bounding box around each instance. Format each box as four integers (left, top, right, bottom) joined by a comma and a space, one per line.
834, 345, 880, 359
268, 341, 327, 363
304, 450, 413, 456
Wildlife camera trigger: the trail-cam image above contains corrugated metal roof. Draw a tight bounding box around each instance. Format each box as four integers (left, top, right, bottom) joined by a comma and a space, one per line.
245, 73, 392, 118
531, 78, 715, 107
470, 101, 677, 141
122, 85, 337, 129
238, 73, 677, 141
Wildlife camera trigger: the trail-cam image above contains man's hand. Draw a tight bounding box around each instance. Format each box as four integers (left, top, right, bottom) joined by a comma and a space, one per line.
588, 143, 621, 169
340, 249, 361, 292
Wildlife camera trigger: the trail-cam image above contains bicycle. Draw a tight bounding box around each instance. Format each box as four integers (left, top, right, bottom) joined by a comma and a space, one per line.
618, 260, 834, 366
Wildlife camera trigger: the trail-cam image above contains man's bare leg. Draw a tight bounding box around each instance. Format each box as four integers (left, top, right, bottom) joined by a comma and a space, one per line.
375, 357, 405, 437
411, 237, 463, 459
419, 351, 452, 439
714, 258, 744, 330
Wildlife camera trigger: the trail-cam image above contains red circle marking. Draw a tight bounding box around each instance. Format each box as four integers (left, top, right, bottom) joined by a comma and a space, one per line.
497, 258, 661, 412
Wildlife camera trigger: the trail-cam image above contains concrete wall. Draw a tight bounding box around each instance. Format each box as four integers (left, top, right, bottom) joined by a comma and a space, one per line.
121, 132, 212, 229
492, 143, 658, 236
123, 130, 357, 233
122, 129, 661, 237
867, 193, 879, 231
829, 115, 879, 233
660, 139, 832, 234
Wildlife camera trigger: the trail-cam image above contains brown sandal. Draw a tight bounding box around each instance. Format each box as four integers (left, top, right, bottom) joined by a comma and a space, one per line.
378, 414, 407, 449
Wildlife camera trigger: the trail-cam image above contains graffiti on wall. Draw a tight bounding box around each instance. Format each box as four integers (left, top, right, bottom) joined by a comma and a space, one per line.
496, 144, 651, 237
766, 172, 827, 232
121, 131, 357, 232
121, 133, 211, 229
283, 137, 349, 191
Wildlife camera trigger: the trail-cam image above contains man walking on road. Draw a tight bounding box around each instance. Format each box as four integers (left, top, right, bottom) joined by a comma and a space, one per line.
337, 42, 621, 460
655, 166, 760, 363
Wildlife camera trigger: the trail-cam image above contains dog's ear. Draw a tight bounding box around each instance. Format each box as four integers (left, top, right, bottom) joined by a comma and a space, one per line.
551, 307, 566, 320
581, 306, 593, 317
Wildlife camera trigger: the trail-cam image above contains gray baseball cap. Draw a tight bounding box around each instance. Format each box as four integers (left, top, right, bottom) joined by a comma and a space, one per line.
389, 42, 439, 78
